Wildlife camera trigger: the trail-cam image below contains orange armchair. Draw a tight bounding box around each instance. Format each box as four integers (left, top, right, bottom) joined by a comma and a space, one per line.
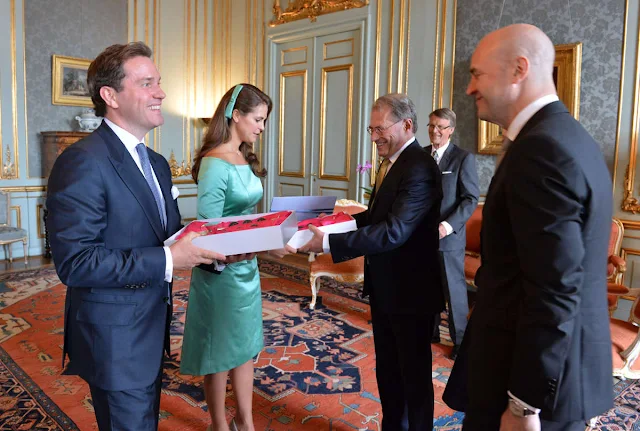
308, 199, 367, 310
607, 218, 626, 314
609, 285, 640, 379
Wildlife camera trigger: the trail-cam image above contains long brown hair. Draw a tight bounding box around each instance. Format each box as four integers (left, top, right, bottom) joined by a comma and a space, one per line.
192, 83, 272, 183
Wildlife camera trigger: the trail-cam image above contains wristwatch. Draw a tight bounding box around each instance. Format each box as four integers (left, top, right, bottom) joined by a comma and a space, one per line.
508, 398, 538, 417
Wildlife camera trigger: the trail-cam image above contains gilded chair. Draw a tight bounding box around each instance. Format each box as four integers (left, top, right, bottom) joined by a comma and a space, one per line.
607, 218, 626, 314
609, 285, 640, 379
0, 191, 28, 264
308, 199, 367, 310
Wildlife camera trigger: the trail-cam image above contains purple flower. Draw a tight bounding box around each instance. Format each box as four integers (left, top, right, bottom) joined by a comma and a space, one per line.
356, 161, 372, 174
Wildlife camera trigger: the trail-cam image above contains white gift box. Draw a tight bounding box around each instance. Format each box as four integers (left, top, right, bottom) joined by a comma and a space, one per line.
165, 211, 298, 255
286, 215, 357, 249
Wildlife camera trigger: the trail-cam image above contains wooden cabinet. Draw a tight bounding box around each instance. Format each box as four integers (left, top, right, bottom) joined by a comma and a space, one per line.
41, 131, 89, 178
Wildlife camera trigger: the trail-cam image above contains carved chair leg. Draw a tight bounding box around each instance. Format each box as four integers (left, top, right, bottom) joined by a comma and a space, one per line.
309, 275, 319, 310
22, 239, 28, 264
8, 243, 12, 263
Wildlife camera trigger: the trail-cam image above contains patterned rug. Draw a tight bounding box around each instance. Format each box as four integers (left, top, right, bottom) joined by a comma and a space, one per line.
0, 261, 637, 430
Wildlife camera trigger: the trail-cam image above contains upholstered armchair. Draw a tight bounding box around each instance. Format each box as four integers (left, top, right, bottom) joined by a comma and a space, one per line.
307, 199, 367, 310
607, 218, 626, 314
0, 191, 28, 264
609, 285, 640, 379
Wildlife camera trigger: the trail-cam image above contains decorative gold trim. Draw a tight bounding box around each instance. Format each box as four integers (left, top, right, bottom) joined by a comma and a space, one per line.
622, 0, 640, 214
270, 0, 369, 26
144, 0, 149, 44
319, 64, 353, 181
396, 0, 405, 93
134, 0, 138, 39
0, 186, 46, 192
323, 38, 354, 61
169, 150, 192, 179
246, 0, 251, 82
3, 145, 16, 178
178, 193, 197, 199
22, 0, 30, 178
621, 219, 640, 230
620, 248, 640, 290
253, 0, 258, 84
319, 185, 349, 195
612, 0, 628, 194
449, 0, 457, 107
437, 0, 447, 109
281, 46, 308, 67
10, 206, 21, 229
431, 0, 441, 111
386, 0, 394, 94
36, 204, 45, 238
478, 42, 582, 155
404, 0, 411, 93
173, 178, 196, 185
279, 70, 307, 178
10, 0, 19, 179
278, 182, 305, 196
477, 121, 503, 155
373, 0, 382, 101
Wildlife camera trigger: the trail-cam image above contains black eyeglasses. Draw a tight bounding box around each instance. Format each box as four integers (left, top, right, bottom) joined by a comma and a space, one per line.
367, 119, 403, 136
427, 124, 452, 132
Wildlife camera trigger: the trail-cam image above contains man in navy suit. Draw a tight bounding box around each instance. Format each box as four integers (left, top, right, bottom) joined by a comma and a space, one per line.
443, 24, 613, 431
424, 108, 479, 360
46, 42, 228, 431
301, 94, 443, 431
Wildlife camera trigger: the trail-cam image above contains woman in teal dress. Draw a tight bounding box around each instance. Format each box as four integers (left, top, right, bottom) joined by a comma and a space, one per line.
181, 84, 290, 431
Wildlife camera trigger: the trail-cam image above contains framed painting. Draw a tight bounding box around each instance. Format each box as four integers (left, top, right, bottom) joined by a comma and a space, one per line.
477, 42, 583, 154
52, 55, 93, 107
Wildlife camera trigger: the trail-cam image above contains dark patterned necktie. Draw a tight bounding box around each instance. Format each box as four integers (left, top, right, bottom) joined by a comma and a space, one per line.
431, 149, 439, 164
136, 143, 167, 230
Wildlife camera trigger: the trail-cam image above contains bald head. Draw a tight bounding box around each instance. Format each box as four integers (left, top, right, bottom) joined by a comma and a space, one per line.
466, 24, 557, 128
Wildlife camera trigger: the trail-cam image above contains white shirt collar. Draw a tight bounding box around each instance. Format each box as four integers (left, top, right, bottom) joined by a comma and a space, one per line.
388, 136, 415, 164
104, 118, 144, 151
431, 140, 450, 161
503, 94, 559, 141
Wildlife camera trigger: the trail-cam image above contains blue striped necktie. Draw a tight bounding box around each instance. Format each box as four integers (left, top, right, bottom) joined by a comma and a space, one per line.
136, 143, 167, 230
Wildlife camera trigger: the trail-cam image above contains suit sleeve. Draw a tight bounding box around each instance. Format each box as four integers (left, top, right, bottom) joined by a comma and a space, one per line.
329, 157, 441, 260
444, 152, 479, 232
46, 146, 166, 288
505, 137, 587, 410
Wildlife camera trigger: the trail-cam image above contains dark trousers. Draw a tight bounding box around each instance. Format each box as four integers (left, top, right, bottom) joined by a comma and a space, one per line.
370, 296, 437, 431
433, 249, 469, 345
89, 369, 163, 431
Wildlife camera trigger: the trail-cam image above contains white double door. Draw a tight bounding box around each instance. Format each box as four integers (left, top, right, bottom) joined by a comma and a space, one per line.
271, 28, 362, 200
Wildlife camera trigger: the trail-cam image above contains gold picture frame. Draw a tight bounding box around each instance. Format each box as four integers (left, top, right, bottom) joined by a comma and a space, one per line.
52, 55, 93, 107
478, 42, 583, 154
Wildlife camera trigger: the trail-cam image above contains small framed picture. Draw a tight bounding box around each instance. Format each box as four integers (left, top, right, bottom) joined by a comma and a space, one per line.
52, 55, 93, 107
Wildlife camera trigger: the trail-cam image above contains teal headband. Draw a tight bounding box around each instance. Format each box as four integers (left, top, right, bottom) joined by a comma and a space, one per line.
224, 84, 244, 119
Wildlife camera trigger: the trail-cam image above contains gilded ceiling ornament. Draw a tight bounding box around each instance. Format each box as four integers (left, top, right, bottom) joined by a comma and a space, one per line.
270, 0, 369, 26
169, 150, 192, 179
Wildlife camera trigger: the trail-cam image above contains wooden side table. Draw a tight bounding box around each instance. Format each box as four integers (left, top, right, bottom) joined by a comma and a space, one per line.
41, 131, 89, 258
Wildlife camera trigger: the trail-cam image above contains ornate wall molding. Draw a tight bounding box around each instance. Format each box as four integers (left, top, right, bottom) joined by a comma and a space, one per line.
168, 150, 192, 179
270, 0, 369, 26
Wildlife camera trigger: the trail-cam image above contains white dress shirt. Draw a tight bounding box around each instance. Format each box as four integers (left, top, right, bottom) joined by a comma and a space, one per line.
104, 118, 173, 283
321, 137, 416, 253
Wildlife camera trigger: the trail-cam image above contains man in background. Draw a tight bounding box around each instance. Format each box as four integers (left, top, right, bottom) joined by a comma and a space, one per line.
424, 108, 479, 360
443, 24, 614, 431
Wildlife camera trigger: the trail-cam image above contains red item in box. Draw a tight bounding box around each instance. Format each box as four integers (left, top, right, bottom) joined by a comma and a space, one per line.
176, 211, 293, 240
296, 212, 353, 230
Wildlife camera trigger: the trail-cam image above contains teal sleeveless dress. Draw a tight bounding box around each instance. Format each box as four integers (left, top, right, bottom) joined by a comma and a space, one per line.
180, 157, 264, 375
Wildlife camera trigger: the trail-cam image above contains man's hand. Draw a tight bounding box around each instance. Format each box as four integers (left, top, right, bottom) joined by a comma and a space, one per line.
170, 231, 226, 270
226, 253, 257, 264
499, 407, 540, 431
268, 244, 297, 259
299, 225, 325, 253
438, 223, 447, 239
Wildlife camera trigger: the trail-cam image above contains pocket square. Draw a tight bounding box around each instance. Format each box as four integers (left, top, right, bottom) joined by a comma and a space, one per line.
171, 185, 180, 200
442, 171, 453, 174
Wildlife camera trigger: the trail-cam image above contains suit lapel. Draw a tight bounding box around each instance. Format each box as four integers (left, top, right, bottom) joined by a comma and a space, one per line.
149, 154, 177, 235
98, 124, 166, 242
370, 141, 419, 212
439, 143, 455, 170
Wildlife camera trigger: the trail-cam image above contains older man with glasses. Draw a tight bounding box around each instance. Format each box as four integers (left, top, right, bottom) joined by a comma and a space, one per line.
424, 108, 479, 361
301, 93, 444, 431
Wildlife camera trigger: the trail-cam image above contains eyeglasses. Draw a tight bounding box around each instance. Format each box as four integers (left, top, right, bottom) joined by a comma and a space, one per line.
427, 124, 452, 132
367, 119, 403, 136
